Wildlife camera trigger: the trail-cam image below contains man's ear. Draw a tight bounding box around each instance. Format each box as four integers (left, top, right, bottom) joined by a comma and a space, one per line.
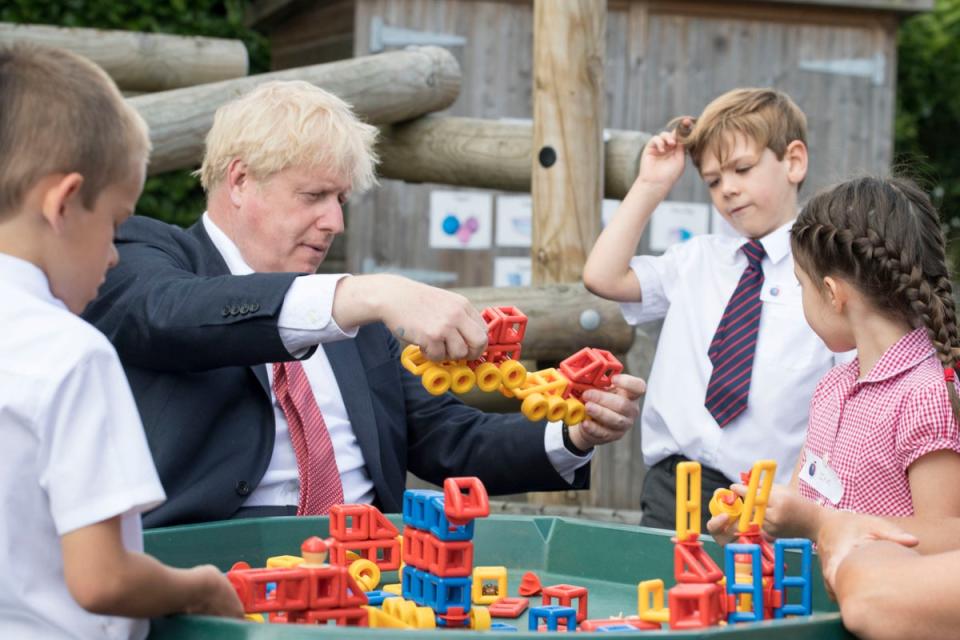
784, 140, 808, 186
226, 159, 249, 208
822, 275, 848, 312
40, 173, 84, 234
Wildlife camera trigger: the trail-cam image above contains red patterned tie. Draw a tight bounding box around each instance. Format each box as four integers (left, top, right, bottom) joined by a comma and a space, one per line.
272, 361, 344, 515
704, 240, 766, 427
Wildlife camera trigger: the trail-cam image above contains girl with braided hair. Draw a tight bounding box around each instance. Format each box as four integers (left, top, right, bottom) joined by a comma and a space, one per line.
709, 176, 960, 546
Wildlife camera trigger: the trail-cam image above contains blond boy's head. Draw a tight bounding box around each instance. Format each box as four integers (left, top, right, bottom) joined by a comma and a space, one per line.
197, 80, 378, 195
676, 88, 807, 172
0, 43, 150, 218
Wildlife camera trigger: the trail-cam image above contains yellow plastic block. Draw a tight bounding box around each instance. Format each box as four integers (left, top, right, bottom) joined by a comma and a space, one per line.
244, 613, 265, 623
475, 362, 502, 392
412, 606, 437, 629
709, 488, 744, 518
563, 397, 586, 426
499, 360, 527, 389
449, 365, 476, 394
421, 364, 452, 396
638, 579, 670, 624
400, 344, 431, 375
472, 566, 508, 605
470, 606, 492, 630
349, 558, 381, 592
383, 583, 402, 596
364, 606, 411, 629
265, 555, 303, 569
397, 534, 405, 571
738, 459, 777, 533
676, 461, 702, 539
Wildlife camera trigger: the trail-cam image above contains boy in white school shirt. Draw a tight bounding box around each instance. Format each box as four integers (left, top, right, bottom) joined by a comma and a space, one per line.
0, 44, 242, 638
583, 88, 836, 530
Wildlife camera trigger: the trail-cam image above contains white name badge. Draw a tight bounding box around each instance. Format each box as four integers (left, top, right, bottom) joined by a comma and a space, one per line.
798, 449, 844, 505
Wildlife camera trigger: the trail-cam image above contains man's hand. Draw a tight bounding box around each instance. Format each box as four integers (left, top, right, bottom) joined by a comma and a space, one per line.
334, 274, 488, 361
567, 374, 645, 450
817, 511, 919, 593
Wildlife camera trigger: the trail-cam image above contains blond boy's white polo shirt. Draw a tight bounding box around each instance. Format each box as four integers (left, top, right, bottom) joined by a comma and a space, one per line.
0, 253, 165, 639
621, 220, 837, 483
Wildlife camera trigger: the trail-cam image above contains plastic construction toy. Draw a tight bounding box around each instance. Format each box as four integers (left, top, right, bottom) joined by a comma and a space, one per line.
632, 459, 814, 631
401, 306, 528, 395
400, 477, 492, 630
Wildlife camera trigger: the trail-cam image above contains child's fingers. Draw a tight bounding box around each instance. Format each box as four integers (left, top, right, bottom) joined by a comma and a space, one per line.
706, 513, 730, 535
731, 483, 748, 497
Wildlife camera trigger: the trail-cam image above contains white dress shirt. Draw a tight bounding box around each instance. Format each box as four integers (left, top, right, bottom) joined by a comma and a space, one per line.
201, 214, 589, 507
0, 253, 166, 639
621, 220, 838, 483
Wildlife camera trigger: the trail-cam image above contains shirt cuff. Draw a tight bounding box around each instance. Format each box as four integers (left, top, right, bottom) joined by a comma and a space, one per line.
619, 256, 667, 325
278, 274, 359, 355
545, 421, 592, 484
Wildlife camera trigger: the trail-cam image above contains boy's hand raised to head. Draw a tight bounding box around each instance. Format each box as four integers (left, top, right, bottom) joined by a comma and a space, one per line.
635, 125, 689, 196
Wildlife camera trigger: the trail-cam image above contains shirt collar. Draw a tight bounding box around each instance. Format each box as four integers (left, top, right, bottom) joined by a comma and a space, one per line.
854, 328, 935, 385
721, 218, 794, 265
202, 212, 254, 276
0, 252, 60, 305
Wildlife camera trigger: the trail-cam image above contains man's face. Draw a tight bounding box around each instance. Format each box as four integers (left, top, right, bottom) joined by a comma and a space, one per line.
699, 133, 803, 239
233, 164, 350, 273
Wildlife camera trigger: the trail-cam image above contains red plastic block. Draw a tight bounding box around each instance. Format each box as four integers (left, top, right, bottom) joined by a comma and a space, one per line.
736, 527, 775, 577
674, 536, 723, 584
437, 605, 471, 628
668, 583, 723, 630
518, 571, 542, 596
483, 306, 527, 345
488, 597, 529, 618
425, 537, 474, 577
443, 477, 490, 525
542, 583, 589, 623
580, 617, 660, 631
329, 504, 374, 541
370, 508, 399, 539
559, 347, 624, 399
228, 567, 310, 613
329, 537, 401, 571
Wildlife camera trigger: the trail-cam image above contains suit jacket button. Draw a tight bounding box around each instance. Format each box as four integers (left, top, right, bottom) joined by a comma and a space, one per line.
240, 304, 250, 314
229, 304, 240, 316
222, 306, 230, 317
235, 480, 251, 496
250, 303, 260, 312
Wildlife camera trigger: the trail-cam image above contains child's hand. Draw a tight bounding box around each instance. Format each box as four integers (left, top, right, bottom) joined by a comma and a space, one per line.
635, 125, 688, 194
816, 511, 919, 593
743, 483, 821, 540
184, 565, 245, 619
707, 512, 740, 546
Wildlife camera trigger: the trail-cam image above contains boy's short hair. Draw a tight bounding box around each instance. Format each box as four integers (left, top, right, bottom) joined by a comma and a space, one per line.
197, 80, 379, 194
0, 43, 150, 218
673, 88, 807, 170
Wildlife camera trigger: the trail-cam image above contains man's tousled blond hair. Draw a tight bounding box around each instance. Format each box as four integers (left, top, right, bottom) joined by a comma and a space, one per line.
671, 88, 807, 170
197, 81, 379, 194
0, 43, 150, 217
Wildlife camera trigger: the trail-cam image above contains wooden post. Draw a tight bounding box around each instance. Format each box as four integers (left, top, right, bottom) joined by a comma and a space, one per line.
131, 46, 461, 176
530, 0, 606, 506
0, 23, 248, 92
378, 115, 647, 200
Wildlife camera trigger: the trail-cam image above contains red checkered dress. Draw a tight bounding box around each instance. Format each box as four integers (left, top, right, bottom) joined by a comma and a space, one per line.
798, 328, 960, 516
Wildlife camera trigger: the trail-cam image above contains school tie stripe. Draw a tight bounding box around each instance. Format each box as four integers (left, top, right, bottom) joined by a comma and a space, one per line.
704, 240, 766, 427
272, 361, 344, 515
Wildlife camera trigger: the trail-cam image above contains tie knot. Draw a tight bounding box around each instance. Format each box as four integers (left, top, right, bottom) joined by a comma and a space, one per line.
741, 240, 765, 267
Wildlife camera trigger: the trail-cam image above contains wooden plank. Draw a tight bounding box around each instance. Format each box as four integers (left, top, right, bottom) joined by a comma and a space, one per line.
0, 22, 247, 92
131, 46, 461, 175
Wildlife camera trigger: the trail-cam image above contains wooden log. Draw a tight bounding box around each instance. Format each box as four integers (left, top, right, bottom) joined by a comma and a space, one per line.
0, 22, 247, 92
531, 0, 605, 285
378, 116, 647, 200
454, 283, 633, 361
132, 46, 461, 176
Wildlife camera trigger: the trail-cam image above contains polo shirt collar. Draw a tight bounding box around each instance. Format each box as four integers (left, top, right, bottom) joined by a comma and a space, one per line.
856, 328, 935, 385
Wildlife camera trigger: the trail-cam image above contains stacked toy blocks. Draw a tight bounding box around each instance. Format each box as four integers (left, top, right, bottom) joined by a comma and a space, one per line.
227, 536, 369, 626
401, 477, 492, 630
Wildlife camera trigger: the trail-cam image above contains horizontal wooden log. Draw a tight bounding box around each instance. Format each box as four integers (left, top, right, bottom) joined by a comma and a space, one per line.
454, 283, 634, 360
132, 46, 461, 176
0, 22, 248, 92
378, 116, 648, 200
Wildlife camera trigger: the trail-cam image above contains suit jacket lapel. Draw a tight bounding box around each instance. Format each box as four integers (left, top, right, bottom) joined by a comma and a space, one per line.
187, 221, 271, 395
324, 339, 388, 496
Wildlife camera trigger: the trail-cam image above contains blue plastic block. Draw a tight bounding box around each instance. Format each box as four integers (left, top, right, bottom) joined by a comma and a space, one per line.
401, 566, 426, 605
364, 590, 399, 606
490, 622, 518, 632
597, 624, 644, 632
425, 495, 474, 541
428, 573, 472, 614
725, 543, 764, 623
774, 538, 813, 618
529, 605, 577, 632
402, 489, 444, 529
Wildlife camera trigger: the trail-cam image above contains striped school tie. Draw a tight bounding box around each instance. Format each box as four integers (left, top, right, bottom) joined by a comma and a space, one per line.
272, 361, 344, 515
704, 240, 766, 427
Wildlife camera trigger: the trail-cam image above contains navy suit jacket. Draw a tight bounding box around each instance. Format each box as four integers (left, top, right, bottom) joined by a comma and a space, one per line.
84, 216, 587, 527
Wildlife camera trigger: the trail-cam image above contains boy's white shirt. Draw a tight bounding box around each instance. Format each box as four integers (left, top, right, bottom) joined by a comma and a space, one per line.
0, 252, 165, 640
621, 220, 842, 484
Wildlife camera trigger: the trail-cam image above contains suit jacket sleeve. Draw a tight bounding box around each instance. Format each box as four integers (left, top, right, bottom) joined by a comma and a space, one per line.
84, 216, 303, 372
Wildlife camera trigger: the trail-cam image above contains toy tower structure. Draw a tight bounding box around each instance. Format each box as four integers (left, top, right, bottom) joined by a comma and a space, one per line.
400, 477, 492, 629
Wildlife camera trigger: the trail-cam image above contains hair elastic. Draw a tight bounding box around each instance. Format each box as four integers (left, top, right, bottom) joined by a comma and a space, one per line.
946, 367, 956, 382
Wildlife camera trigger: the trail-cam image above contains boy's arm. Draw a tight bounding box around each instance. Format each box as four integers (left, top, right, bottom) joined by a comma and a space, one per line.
583, 130, 687, 302
61, 517, 243, 619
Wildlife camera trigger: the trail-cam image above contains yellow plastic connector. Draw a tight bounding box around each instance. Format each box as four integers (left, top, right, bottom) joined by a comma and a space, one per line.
638, 579, 670, 624
244, 613, 265, 623
349, 558, 381, 592
364, 605, 411, 629
265, 555, 303, 569
471, 566, 508, 605
383, 597, 436, 629
470, 606, 492, 630
383, 583, 402, 596
738, 459, 777, 533
676, 461, 702, 539
708, 488, 744, 518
